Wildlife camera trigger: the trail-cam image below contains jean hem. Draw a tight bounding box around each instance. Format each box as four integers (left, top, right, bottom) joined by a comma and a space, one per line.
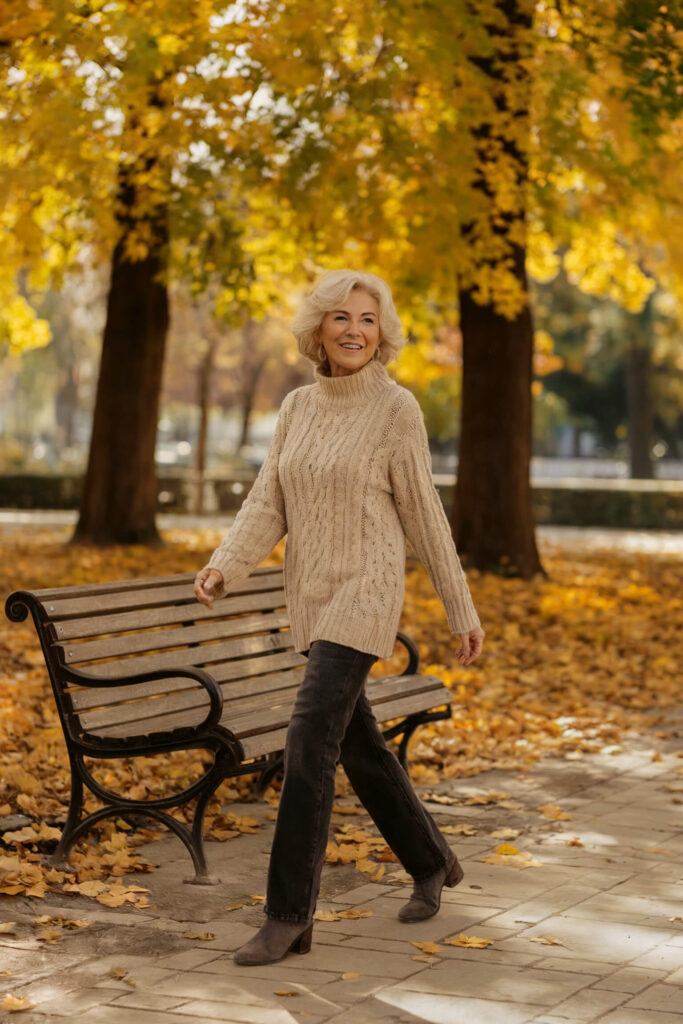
265, 910, 312, 924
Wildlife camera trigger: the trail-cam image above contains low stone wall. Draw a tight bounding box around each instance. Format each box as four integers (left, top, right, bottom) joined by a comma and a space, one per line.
1, 472, 682, 529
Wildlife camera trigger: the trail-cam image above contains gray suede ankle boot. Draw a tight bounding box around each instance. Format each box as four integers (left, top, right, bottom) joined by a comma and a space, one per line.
398, 854, 464, 922
233, 917, 313, 966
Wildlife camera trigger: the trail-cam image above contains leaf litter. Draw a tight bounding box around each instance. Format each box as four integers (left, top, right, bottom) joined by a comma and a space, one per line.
1, 530, 680, 903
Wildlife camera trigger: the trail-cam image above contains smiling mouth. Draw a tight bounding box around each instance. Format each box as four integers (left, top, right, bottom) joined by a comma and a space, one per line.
340, 343, 363, 350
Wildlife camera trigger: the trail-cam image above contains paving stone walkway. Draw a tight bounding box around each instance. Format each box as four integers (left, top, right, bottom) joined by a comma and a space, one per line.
1, 715, 682, 1024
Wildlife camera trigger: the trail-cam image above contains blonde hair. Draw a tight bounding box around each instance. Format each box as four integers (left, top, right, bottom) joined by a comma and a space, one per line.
292, 269, 406, 370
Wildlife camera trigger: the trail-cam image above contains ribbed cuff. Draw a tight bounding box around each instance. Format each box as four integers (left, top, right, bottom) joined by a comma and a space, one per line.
442, 590, 481, 636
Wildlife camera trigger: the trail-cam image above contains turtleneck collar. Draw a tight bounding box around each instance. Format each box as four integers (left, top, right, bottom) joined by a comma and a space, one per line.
313, 357, 393, 410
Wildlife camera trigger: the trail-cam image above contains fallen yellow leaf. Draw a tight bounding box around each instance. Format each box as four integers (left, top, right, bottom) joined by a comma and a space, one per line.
182, 932, 215, 941
341, 972, 361, 980
412, 941, 442, 954
1, 994, 36, 1012
446, 933, 493, 949
528, 935, 566, 946
538, 804, 572, 821
480, 851, 544, 869
494, 843, 520, 856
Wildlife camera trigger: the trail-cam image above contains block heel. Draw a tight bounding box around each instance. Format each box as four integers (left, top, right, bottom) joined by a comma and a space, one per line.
292, 923, 313, 954
445, 856, 464, 888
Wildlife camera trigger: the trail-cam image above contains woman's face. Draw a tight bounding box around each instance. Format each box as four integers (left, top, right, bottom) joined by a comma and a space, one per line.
316, 288, 381, 377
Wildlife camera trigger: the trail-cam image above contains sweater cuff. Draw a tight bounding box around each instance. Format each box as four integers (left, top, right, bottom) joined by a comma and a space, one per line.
442, 590, 481, 636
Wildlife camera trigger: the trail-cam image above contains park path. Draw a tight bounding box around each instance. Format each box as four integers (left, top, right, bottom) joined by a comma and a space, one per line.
1, 719, 682, 1024
0, 509, 682, 557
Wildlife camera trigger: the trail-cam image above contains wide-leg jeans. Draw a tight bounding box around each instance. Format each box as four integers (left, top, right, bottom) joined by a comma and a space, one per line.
264, 639, 453, 923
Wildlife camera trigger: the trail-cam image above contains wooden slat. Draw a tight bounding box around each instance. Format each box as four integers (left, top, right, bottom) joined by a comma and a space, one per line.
241, 728, 289, 760
89, 684, 449, 742
68, 651, 306, 712
225, 677, 448, 738
58, 610, 290, 664
77, 669, 307, 732
31, 565, 280, 602
32, 573, 195, 602
85, 675, 449, 740
78, 670, 420, 733
53, 588, 287, 641
40, 569, 284, 619
70, 630, 294, 679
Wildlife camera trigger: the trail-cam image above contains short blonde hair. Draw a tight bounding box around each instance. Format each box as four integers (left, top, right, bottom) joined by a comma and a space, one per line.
292, 269, 406, 370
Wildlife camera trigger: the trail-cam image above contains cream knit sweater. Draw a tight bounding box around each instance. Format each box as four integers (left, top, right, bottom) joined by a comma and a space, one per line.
205, 357, 481, 659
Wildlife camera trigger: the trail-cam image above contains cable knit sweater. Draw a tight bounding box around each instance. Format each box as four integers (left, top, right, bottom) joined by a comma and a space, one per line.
204, 357, 481, 659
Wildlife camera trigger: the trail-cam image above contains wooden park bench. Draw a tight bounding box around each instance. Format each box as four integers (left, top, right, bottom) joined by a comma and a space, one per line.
5, 567, 452, 884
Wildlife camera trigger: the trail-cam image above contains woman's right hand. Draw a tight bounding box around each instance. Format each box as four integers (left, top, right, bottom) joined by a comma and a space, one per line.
194, 568, 224, 608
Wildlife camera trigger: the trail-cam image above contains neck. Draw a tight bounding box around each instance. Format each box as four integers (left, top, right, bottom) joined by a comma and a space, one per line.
314, 357, 392, 409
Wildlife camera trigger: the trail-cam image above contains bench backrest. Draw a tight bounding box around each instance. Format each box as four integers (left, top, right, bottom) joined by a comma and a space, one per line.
7, 567, 306, 746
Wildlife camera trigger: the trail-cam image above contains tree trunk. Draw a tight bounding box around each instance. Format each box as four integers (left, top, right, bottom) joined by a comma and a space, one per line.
237, 363, 265, 453
73, 163, 169, 544
451, 0, 543, 578
625, 293, 654, 479
626, 344, 653, 479
195, 339, 216, 515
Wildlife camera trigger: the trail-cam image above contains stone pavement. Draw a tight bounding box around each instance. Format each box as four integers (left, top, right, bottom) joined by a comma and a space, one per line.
1, 722, 682, 1024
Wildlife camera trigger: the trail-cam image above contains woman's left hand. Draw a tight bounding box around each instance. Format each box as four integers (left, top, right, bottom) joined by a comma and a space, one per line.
456, 626, 485, 666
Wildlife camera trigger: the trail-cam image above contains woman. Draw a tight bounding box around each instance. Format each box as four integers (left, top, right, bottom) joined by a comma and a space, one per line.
194, 269, 484, 967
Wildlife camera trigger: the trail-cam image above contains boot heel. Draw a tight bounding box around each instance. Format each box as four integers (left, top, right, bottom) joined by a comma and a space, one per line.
445, 858, 464, 888
292, 923, 313, 954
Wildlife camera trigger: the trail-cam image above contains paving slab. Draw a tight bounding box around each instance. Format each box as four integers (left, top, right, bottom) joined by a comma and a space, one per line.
2, 727, 682, 1024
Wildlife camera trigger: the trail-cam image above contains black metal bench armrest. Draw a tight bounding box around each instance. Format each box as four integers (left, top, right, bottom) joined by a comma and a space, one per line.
395, 631, 420, 675
64, 664, 224, 735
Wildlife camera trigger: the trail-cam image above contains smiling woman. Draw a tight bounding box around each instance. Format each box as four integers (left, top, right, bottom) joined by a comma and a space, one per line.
315, 289, 380, 376
193, 268, 484, 966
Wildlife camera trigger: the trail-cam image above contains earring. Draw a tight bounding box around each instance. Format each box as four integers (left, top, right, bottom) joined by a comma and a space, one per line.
318, 345, 327, 362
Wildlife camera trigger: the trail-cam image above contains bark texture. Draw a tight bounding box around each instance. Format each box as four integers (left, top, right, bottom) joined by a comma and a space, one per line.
74, 165, 169, 544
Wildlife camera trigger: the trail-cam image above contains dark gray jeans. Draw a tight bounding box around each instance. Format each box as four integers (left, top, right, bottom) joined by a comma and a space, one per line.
264, 639, 452, 923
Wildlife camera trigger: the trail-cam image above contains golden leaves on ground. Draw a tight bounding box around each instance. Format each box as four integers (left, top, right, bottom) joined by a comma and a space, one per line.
313, 908, 372, 922
400, 548, 681, 778
1, 994, 35, 1012
538, 804, 572, 820
446, 933, 494, 949
182, 931, 215, 941
528, 935, 566, 946
412, 941, 442, 954
1, 530, 680, 904
325, 824, 393, 881
62, 880, 150, 908
108, 968, 136, 986
481, 844, 544, 869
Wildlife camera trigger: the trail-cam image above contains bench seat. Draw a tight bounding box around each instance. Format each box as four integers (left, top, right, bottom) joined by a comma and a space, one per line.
6, 566, 452, 883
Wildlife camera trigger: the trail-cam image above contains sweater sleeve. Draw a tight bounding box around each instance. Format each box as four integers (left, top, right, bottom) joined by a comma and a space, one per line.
389, 397, 481, 636
202, 394, 290, 594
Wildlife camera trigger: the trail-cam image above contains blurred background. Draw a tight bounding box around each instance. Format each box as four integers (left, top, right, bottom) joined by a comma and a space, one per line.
1, 0, 681, 557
